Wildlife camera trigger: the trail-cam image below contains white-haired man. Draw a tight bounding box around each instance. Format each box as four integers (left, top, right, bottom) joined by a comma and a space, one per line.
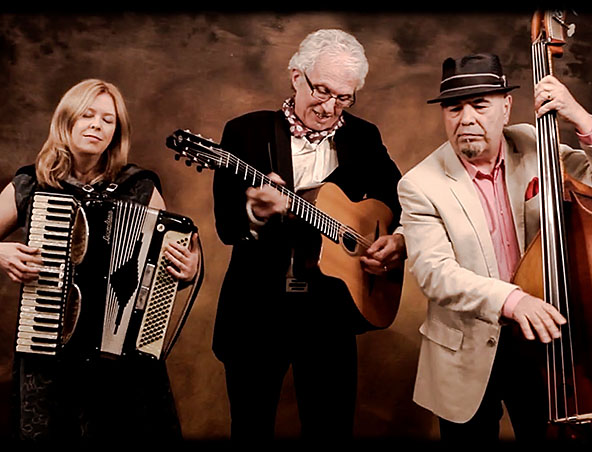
212, 29, 405, 440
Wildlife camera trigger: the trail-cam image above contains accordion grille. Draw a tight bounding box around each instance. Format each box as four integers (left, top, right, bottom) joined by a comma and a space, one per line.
136, 231, 190, 359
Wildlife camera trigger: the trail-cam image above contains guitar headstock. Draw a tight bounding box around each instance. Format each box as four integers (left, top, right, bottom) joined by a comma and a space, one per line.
166, 129, 226, 171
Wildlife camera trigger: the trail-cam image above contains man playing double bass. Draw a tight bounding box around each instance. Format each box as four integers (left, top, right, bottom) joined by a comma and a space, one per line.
398, 53, 592, 442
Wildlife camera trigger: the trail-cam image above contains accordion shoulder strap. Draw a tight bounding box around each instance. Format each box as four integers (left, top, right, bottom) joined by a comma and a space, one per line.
111, 164, 162, 195
73, 164, 162, 205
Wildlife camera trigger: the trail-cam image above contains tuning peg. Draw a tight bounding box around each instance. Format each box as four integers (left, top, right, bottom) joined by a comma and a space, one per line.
174, 153, 181, 161
553, 14, 576, 37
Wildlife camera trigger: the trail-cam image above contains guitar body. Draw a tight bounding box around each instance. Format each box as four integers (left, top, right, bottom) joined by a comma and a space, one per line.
314, 183, 403, 330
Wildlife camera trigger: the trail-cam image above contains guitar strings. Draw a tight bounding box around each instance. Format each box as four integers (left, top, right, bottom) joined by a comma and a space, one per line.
201, 144, 374, 249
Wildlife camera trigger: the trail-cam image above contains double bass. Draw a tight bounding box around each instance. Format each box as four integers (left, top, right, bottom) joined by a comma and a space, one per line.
513, 10, 592, 426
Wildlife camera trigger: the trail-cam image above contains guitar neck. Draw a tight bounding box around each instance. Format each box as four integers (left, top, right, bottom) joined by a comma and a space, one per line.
167, 129, 370, 249
222, 151, 343, 243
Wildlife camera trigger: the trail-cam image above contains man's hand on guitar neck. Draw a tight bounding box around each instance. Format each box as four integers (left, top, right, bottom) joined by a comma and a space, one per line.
361, 232, 406, 275
245, 172, 290, 224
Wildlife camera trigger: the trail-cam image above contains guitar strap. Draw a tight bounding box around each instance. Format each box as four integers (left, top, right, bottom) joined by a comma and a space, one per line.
273, 112, 312, 293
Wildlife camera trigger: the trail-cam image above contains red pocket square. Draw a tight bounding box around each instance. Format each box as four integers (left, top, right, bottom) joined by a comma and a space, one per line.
525, 176, 539, 201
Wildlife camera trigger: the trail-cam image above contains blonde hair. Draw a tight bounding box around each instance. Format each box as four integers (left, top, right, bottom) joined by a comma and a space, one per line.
36, 79, 131, 188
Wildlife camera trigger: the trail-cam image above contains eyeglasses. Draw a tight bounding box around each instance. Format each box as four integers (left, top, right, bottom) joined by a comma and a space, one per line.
303, 72, 356, 108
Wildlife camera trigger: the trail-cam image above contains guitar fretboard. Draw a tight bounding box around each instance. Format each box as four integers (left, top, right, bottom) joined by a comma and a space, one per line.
174, 131, 372, 249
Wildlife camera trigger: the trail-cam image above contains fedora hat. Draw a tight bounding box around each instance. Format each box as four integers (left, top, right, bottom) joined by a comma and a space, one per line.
427, 53, 519, 104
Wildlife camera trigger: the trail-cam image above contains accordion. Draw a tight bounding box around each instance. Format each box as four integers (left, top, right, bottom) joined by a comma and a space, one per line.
15, 192, 202, 360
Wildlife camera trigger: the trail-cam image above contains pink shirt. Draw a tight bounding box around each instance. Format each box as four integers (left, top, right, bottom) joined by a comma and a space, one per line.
459, 128, 592, 319
459, 143, 523, 318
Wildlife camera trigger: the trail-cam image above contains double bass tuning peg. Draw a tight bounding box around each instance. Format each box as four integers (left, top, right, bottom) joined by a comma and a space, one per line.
553, 14, 576, 37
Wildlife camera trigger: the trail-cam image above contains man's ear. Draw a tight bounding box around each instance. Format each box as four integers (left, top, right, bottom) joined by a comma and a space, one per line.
290, 69, 299, 89
504, 94, 513, 125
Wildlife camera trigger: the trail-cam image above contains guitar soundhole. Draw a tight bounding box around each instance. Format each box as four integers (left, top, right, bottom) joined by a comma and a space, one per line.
341, 230, 358, 255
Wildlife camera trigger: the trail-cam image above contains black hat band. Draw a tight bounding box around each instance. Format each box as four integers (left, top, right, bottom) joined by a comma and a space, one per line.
439, 73, 508, 97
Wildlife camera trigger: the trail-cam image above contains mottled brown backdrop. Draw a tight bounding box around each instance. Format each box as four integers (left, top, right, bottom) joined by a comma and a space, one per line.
1, 8, 591, 441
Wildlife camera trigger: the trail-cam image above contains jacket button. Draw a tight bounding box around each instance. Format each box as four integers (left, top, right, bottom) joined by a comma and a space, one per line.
487, 337, 497, 346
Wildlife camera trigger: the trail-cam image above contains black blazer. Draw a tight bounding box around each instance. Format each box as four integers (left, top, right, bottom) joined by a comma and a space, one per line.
212, 109, 402, 361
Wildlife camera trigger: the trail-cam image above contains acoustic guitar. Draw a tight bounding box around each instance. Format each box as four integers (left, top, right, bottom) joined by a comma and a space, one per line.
166, 129, 403, 330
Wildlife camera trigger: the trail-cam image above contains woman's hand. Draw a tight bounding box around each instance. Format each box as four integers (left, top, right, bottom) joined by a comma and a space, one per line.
0, 242, 43, 283
164, 232, 201, 282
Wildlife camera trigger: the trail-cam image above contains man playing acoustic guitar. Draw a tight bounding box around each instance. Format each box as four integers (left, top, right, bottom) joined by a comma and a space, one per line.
211, 29, 405, 440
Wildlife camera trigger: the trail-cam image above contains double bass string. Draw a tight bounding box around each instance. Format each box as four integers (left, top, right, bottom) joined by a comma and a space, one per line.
532, 37, 579, 421
533, 38, 561, 420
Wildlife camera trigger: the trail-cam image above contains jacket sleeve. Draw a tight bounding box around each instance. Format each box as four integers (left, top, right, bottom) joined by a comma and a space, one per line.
562, 140, 592, 186
212, 118, 255, 245
212, 113, 283, 246
398, 174, 518, 323
365, 123, 403, 232
332, 116, 402, 233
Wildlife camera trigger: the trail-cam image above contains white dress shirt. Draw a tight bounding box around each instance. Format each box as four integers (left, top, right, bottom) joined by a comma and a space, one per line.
291, 134, 338, 192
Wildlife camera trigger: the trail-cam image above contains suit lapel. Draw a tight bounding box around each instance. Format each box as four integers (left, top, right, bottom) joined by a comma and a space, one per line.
273, 111, 295, 191
443, 144, 500, 279
333, 123, 350, 167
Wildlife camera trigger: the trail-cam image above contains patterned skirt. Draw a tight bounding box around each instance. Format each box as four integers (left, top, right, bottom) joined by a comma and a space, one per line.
13, 354, 182, 442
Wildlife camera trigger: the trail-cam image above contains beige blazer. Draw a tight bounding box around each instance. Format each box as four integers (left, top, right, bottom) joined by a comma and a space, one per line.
398, 123, 592, 423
